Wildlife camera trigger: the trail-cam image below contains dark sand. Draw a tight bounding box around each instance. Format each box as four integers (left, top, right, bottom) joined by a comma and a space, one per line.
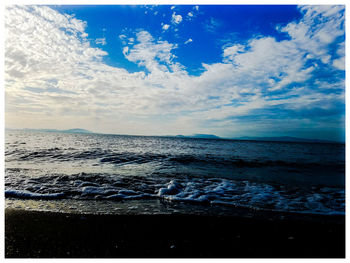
5, 208, 345, 258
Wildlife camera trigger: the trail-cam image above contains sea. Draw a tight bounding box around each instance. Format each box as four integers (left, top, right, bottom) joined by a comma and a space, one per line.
5, 130, 345, 216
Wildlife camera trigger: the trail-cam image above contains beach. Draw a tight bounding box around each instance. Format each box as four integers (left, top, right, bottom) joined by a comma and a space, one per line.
5, 207, 345, 258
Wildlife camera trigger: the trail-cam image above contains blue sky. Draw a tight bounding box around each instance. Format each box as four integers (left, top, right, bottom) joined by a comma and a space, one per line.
4, 5, 345, 141
51, 5, 303, 75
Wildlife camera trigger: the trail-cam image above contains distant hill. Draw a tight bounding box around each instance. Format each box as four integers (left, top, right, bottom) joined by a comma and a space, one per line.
191, 134, 221, 139
233, 136, 339, 143
62, 129, 92, 134
175, 134, 221, 139
174, 135, 186, 138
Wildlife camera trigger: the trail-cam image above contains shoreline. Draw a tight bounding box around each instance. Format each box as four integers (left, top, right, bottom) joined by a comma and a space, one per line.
5, 207, 345, 258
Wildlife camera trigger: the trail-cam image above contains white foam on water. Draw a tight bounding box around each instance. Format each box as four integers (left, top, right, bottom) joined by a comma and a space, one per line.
81, 186, 117, 196
157, 180, 182, 196
156, 178, 345, 215
5, 189, 65, 199
4, 169, 345, 215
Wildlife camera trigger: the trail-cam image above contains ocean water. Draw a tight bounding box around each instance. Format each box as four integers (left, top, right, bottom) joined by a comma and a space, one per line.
5, 131, 345, 215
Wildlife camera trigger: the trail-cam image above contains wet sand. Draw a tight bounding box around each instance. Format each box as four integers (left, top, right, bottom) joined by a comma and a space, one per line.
5, 208, 345, 258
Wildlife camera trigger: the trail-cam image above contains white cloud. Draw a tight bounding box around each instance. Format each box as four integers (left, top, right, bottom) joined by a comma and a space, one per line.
122, 46, 129, 56
171, 6, 175, 10
5, 5, 132, 130
5, 5, 345, 137
171, 12, 182, 25
186, 11, 197, 21
333, 40, 345, 70
222, 44, 245, 60
162, 24, 170, 31
333, 57, 345, 70
222, 37, 314, 92
123, 31, 181, 74
281, 5, 344, 69
184, 38, 193, 45
221, 5, 345, 92
119, 34, 126, 40
95, 37, 106, 45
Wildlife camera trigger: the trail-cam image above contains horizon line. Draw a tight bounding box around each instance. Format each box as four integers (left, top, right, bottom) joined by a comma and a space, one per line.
4, 127, 344, 143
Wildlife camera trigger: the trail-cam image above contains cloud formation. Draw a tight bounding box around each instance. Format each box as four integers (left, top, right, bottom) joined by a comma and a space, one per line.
184, 38, 193, 44
171, 12, 182, 24
95, 37, 106, 45
162, 23, 170, 31
5, 5, 345, 140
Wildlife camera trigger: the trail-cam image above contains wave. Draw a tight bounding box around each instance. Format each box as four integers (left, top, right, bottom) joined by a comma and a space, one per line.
5, 189, 66, 199
5, 171, 345, 215
6, 147, 344, 170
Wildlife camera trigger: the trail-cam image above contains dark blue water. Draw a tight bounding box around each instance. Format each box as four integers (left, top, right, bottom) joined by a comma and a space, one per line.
5, 131, 345, 215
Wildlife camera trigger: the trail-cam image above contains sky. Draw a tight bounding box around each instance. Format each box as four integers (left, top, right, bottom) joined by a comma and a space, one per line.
4, 5, 345, 141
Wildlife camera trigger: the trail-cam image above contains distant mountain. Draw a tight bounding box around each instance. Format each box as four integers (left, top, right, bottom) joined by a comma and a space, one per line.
175, 134, 221, 139
233, 136, 339, 143
191, 134, 221, 139
62, 128, 92, 134
174, 135, 186, 138
10, 128, 93, 134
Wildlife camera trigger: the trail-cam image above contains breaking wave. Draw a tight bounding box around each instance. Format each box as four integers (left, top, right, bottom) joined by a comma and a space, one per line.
5, 171, 345, 215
